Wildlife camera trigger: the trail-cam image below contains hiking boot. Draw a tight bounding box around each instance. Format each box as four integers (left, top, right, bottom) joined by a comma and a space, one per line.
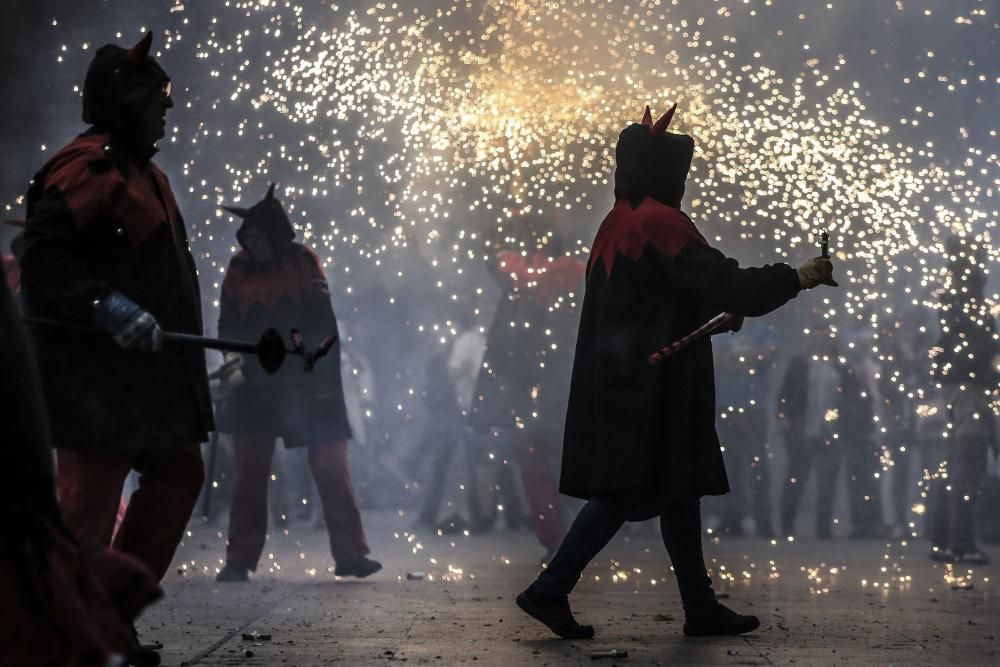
516, 585, 594, 639
683, 603, 760, 637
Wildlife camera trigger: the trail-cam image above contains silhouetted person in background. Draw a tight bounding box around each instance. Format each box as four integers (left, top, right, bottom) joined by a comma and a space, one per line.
214, 184, 380, 582
927, 236, 998, 564
777, 323, 882, 538
472, 221, 585, 560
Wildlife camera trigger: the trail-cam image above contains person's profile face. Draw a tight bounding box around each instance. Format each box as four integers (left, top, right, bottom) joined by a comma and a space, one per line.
136, 79, 173, 148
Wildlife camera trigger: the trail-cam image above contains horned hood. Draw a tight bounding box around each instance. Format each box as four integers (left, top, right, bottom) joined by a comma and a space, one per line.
613, 104, 695, 209
224, 183, 297, 253
82, 31, 171, 150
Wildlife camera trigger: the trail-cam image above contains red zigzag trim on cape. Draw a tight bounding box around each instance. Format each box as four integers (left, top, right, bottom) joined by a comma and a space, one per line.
588, 199, 706, 277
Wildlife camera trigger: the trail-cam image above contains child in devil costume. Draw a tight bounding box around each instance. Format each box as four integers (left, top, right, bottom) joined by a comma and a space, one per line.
18, 33, 213, 660
214, 184, 381, 582
516, 104, 837, 639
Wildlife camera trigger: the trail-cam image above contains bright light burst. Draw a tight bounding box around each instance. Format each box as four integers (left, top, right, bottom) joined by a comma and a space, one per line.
187, 1, 999, 335
11, 0, 1000, 560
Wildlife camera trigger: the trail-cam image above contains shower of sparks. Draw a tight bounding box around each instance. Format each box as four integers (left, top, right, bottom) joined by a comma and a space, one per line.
4, 0, 998, 581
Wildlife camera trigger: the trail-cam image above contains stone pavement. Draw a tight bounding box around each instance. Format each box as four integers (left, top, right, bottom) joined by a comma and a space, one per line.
142, 511, 999, 666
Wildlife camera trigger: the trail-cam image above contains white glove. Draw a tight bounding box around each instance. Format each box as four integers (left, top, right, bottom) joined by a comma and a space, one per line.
93, 291, 163, 352
220, 351, 246, 387
796, 258, 838, 289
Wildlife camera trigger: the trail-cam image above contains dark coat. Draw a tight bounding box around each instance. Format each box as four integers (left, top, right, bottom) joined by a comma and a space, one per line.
471, 251, 585, 434
215, 244, 352, 446
559, 198, 800, 504
18, 131, 213, 452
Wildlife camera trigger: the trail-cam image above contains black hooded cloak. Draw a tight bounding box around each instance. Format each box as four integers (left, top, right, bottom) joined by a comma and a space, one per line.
215, 187, 352, 446
559, 114, 801, 506
17, 33, 213, 453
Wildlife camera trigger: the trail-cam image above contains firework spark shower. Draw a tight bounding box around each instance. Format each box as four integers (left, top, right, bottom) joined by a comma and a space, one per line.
2, 1, 1000, 664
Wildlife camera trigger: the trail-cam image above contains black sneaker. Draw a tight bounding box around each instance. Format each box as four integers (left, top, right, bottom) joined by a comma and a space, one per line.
127, 626, 162, 667
215, 563, 250, 582
516, 586, 594, 639
683, 603, 760, 637
334, 557, 383, 578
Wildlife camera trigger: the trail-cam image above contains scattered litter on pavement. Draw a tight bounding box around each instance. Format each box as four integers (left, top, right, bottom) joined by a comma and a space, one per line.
590, 649, 628, 660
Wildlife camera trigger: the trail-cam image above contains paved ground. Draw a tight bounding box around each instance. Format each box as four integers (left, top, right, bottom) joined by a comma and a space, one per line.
142, 511, 999, 666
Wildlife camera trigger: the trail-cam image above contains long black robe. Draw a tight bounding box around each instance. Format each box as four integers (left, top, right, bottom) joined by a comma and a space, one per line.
215, 244, 352, 446
18, 131, 213, 452
559, 198, 801, 503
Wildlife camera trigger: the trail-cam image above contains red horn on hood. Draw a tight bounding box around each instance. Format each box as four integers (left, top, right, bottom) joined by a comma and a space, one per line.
650, 103, 677, 136
265, 183, 277, 201
222, 206, 250, 218
640, 105, 653, 127
128, 31, 153, 64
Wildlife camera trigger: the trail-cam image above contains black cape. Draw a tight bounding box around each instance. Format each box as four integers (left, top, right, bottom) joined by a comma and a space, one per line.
559, 198, 801, 506
18, 132, 213, 452
215, 244, 352, 446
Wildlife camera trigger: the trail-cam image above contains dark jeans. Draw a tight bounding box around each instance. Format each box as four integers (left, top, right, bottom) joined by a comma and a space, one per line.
417, 415, 489, 527
532, 493, 716, 616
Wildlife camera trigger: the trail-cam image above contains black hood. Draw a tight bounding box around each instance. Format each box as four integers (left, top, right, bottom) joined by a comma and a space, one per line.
613, 106, 694, 209
224, 183, 296, 253
82, 31, 169, 157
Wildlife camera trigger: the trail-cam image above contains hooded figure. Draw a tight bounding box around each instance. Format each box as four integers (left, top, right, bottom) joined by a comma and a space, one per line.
925, 235, 997, 564
215, 183, 351, 444
560, 104, 802, 505
517, 104, 835, 641
213, 184, 381, 582
16, 32, 206, 662
81, 32, 172, 162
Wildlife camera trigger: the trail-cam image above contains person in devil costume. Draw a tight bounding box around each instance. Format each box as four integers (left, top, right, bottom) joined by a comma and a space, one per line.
516, 104, 837, 639
471, 220, 586, 558
213, 184, 381, 582
15, 32, 208, 664
18, 28, 212, 621
0, 272, 162, 667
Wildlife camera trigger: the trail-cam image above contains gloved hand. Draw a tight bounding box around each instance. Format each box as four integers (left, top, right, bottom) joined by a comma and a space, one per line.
93, 290, 163, 352
220, 351, 246, 388
796, 257, 838, 289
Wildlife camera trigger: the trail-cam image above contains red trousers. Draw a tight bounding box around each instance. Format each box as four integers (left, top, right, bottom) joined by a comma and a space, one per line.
56, 445, 204, 582
511, 431, 566, 551
226, 437, 369, 569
